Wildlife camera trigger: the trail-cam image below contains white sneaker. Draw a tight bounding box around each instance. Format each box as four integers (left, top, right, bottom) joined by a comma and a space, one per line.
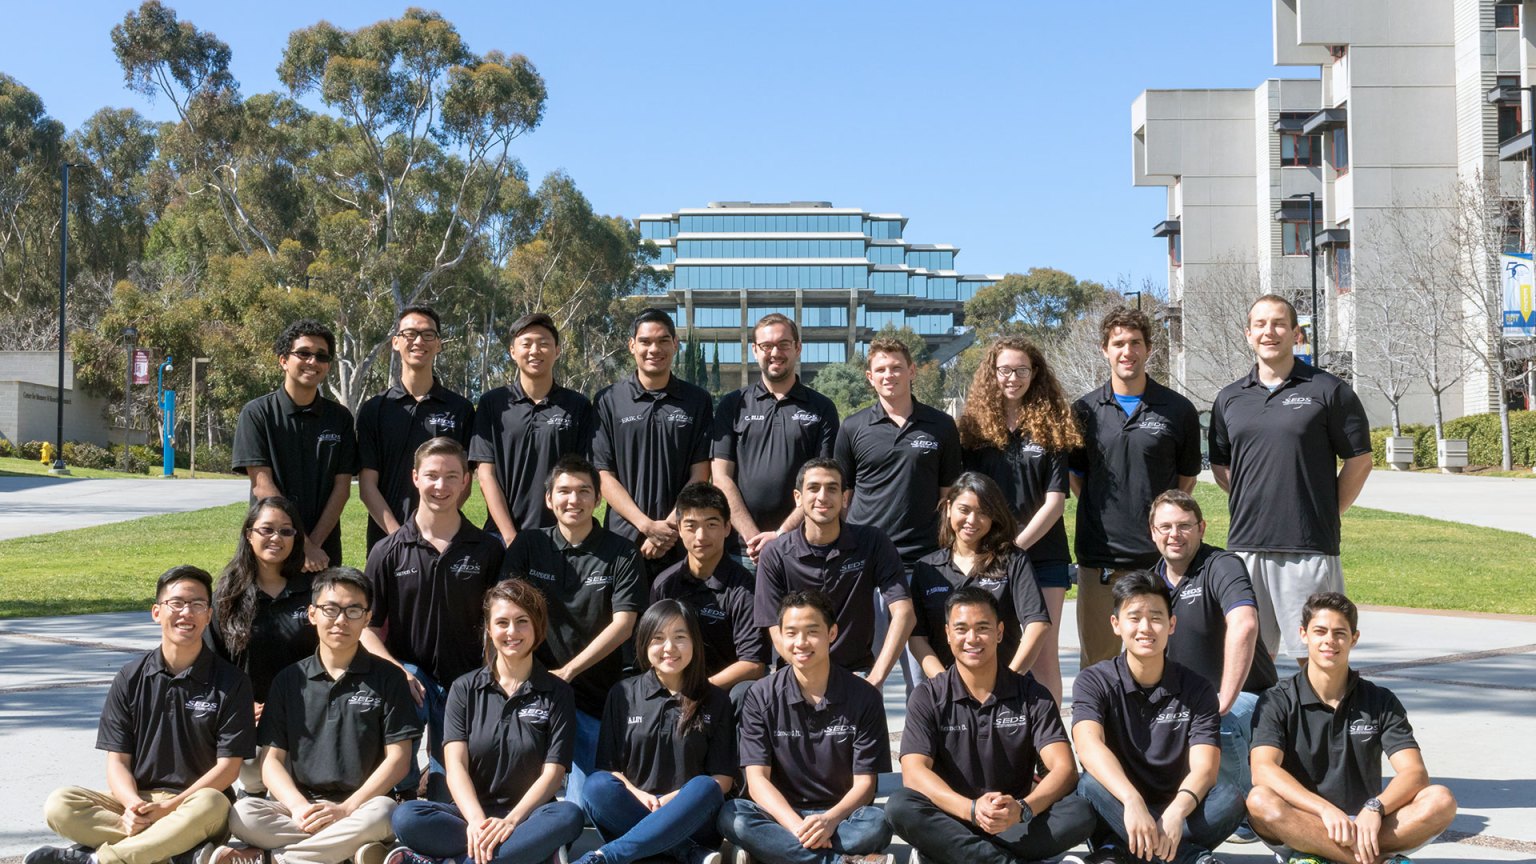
907, 851, 921, 864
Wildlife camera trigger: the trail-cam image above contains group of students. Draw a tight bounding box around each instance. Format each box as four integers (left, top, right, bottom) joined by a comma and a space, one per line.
27, 296, 1460, 864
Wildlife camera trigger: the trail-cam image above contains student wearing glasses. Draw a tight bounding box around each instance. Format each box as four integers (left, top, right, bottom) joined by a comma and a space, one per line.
233, 320, 359, 571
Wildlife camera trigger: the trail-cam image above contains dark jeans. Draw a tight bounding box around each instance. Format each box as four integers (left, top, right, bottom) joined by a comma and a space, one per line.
582, 773, 723, 864
716, 798, 892, 864
390, 799, 584, 864
884, 787, 1096, 864
1075, 772, 1246, 864
562, 709, 601, 810
398, 664, 450, 801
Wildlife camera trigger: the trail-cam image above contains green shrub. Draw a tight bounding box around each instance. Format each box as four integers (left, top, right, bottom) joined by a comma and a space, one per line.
1369, 424, 1433, 468
1370, 412, 1536, 468
20, 440, 47, 461
61, 441, 115, 470
0, 437, 13, 458
108, 443, 149, 474
191, 443, 233, 474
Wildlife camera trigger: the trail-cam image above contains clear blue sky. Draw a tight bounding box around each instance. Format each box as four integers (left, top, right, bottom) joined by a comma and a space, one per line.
2, 1, 1306, 289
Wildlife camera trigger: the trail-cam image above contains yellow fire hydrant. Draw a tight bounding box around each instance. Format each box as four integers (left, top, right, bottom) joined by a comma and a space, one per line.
40, 441, 54, 465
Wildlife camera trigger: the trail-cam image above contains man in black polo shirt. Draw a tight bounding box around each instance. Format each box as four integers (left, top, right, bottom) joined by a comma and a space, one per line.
1069, 571, 1243, 864
233, 320, 359, 571
1247, 593, 1456, 864
592, 308, 712, 573
500, 454, 647, 807
225, 568, 418, 864
718, 590, 894, 864
362, 438, 503, 800
754, 458, 914, 688
712, 313, 839, 566
31, 566, 254, 864
649, 482, 769, 704
1208, 295, 1372, 664
470, 312, 593, 546
887, 586, 1095, 864
1069, 306, 1201, 670
356, 305, 475, 553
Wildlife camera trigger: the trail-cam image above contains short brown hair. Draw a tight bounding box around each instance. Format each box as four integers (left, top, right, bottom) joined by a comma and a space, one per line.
1149, 489, 1203, 526
1248, 294, 1299, 328
754, 313, 800, 344
413, 436, 469, 471
1099, 306, 1154, 347
482, 579, 549, 666
867, 338, 913, 367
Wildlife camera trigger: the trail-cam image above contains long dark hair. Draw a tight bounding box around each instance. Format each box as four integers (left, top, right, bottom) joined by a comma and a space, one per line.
213, 497, 306, 656
937, 472, 1020, 582
481, 579, 549, 668
634, 600, 709, 734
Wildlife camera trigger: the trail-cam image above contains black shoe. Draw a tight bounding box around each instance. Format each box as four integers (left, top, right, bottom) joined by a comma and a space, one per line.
25, 847, 93, 864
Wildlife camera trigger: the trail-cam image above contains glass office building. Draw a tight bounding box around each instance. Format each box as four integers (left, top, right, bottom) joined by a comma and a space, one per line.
634, 201, 1001, 385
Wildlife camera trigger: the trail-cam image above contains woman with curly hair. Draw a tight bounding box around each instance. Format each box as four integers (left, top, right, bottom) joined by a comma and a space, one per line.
957, 337, 1082, 703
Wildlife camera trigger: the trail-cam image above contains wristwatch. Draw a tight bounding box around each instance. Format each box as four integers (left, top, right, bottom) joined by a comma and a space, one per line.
1014, 797, 1033, 824
1363, 797, 1384, 814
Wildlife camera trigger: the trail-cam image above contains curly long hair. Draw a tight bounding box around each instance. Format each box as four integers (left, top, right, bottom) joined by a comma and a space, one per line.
959, 336, 1082, 452
213, 496, 307, 656
937, 472, 1021, 581
635, 599, 711, 735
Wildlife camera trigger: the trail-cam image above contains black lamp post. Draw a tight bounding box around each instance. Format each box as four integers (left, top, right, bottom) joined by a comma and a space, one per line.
1126, 290, 1143, 310
120, 326, 138, 471
51, 162, 82, 474
1306, 191, 1322, 369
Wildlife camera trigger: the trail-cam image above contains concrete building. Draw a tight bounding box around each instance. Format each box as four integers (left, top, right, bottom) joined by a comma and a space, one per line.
0, 352, 113, 448
633, 201, 1001, 386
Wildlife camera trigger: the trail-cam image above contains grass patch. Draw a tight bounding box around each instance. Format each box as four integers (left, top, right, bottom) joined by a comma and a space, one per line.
0, 456, 241, 480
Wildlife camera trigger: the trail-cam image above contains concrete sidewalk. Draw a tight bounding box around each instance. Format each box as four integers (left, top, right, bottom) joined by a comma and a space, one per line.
1351, 470, 1536, 539
0, 477, 249, 541
2, 604, 1531, 863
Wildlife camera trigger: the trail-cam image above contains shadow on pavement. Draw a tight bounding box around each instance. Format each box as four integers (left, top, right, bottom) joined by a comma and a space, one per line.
0, 686, 108, 733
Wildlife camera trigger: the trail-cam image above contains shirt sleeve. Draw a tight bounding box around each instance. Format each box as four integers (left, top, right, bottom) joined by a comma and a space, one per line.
1186, 675, 1221, 748
736, 680, 771, 768
365, 543, 392, 630
575, 398, 597, 461
907, 564, 935, 641
702, 687, 738, 778
1044, 448, 1069, 494
355, 398, 381, 472
816, 399, 840, 459
336, 406, 360, 477
1250, 686, 1292, 751
1328, 383, 1374, 459
546, 680, 578, 768
594, 682, 627, 773
610, 543, 647, 613
730, 586, 772, 665
1176, 398, 1203, 477
380, 664, 422, 744
590, 390, 617, 472
753, 543, 788, 628
851, 680, 893, 775
1378, 690, 1419, 757
689, 393, 715, 465
1067, 399, 1091, 476
95, 666, 136, 754
872, 532, 911, 605
216, 671, 257, 760
897, 682, 938, 759
1009, 554, 1050, 626
468, 392, 498, 464
443, 677, 471, 745
230, 400, 271, 473
1209, 552, 1258, 614
1207, 395, 1231, 467
1026, 677, 1069, 750
710, 392, 738, 462
456, 399, 476, 451
1069, 665, 1108, 728
257, 671, 291, 750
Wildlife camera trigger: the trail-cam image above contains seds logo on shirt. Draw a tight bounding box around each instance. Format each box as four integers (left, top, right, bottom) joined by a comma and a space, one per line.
582, 573, 612, 588
448, 558, 482, 579
791, 410, 822, 425
1153, 707, 1191, 726
1177, 585, 1204, 604
1018, 442, 1045, 456
1135, 418, 1170, 435
1348, 720, 1379, 737
347, 693, 383, 711
820, 722, 857, 742
544, 415, 572, 429
975, 576, 1006, 591
518, 706, 550, 723
660, 409, 693, 426
317, 431, 343, 445
426, 413, 458, 432
908, 438, 940, 451
697, 605, 727, 621
1282, 395, 1315, 410
840, 559, 867, 576
184, 698, 220, 717
993, 712, 1030, 730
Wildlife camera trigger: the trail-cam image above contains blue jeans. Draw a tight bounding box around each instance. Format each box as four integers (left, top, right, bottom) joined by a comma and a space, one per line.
1221, 691, 1258, 793
581, 773, 723, 864
400, 664, 450, 801
561, 710, 602, 811
716, 798, 892, 864
1075, 771, 1246, 864
390, 799, 584, 864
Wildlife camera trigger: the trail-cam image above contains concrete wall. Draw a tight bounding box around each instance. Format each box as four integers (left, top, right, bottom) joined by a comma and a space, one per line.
0, 381, 113, 447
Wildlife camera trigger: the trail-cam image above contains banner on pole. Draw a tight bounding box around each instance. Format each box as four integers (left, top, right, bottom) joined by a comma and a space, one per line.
1503, 252, 1534, 336
131, 349, 152, 385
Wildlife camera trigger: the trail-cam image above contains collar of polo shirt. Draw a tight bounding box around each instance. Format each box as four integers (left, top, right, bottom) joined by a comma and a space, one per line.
1241, 359, 1317, 389
1298, 666, 1362, 706
149, 641, 217, 682
942, 662, 1023, 707
1112, 653, 1184, 701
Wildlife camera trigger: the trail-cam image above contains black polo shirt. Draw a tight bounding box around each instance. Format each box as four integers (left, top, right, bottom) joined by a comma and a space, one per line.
1069, 378, 1201, 569
909, 548, 1050, 669
444, 664, 576, 811
650, 556, 771, 673
1071, 655, 1220, 808
835, 399, 962, 564
1252, 669, 1418, 813
901, 665, 1067, 799
232, 388, 359, 548
737, 664, 891, 810
259, 650, 419, 799
591, 374, 714, 547
711, 378, 838, 534
753, 522, 909, 671
963, 430, 1072, 565
501, 521, 648, 716
596, 672, 736, 795
207, 574, 318, 703
1208, 361, 1371, 555
365, 518, 504, 686
469, 380, 593, 534
97, 645, 255, 793
356, 380, 474, 543
1156, 543, 1278, 695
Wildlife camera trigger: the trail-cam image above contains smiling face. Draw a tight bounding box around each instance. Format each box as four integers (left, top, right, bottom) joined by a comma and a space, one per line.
413, 453, 466, 515
1246, 300, 1296, 364
992, 347, 1034, 404
646, 613, 694, 679
394, 312, 442, 372
1151, 501, 1205, 568
629, 322, 676, 378
487, 598, 537, 663
247, 505, 296, 568
945, 601, 999, 673
945, 490, 993, 552
546, 469, 597, 528
793, 466, 846, 528
678, 506, 727, 566
510, 324, 561, 380
307, 582, 369, 653
1100, 326, 1148, 384
865, 350, 912, 401
1302, 608, 1359, 673
279, 334, 332, 391
152, 578, 212, 649
1111, 593, 1174, 659
753, 321, 800, 384
778, 604, 836, 673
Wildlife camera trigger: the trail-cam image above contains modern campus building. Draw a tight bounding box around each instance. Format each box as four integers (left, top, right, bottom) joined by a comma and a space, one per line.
1133, 0, 1536, 421
632, 201, 1002, 386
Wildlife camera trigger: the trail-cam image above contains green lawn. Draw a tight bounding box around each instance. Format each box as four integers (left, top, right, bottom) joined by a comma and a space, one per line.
1, 485, 1533, 619
0, 455, 241, 480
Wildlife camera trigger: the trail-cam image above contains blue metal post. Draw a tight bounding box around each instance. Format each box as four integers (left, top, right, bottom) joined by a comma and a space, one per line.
157, 356, 174, 477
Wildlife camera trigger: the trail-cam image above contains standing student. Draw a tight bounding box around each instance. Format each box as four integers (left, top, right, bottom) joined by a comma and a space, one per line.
1070, 307, 1201, 670
957, 336, 1082, 704
500, 455, 647, 807
711, 313, 839, 566
592, 308, 713, 571
718, 591, 894, 864
356, 305, 475, 553
576, 601, 736, 864
907, 473, 1050, 680
1208, 294, 1373, 663
470, 313, 593, 546
363, 438, 504, 799
223, 567, 417, 864
887, 587, 1096, 864
389, 580, 586, 864
233, 320, 359, 571
30, 566, 254, 864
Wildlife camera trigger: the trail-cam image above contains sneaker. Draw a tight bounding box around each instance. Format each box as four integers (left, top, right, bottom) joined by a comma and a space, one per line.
907, 850, 921, 864
1285, 855, 1334, 864
1193, 854, 1225, 864
833, 856, 893, 864
686, 849, 722, 864
383, 848, 439, 864
354, 843, 389, 864
210, 847, 264, 864
24, 847, 93, 864
1061, 848, 1133, 864
170, 841, 220, 864
1382, 857, 1413, 864
570, 853, 604, 864
1229, 820, 1260, 844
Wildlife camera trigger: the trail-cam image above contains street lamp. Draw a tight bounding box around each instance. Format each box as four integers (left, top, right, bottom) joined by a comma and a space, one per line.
190, 357, 209, 477
1126, 290, 1143, 311
157, 356, 175, 478
120, 326, 138, 471
50, 162, 83, 475
1305, 191, 1322, 369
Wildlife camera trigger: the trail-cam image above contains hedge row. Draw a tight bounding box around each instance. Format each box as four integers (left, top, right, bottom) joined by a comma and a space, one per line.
0, 439, 233, 474
1370, 411, 1536, 468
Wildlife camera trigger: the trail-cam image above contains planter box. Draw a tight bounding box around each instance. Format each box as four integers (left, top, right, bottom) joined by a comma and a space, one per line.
1437, 438, 1469, 473
1385, 436, 1416, 470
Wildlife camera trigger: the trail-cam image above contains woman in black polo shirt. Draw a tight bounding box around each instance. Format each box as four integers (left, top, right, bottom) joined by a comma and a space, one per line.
574, 600, 735, 864
389, 579, 584, 864
956, 337, 1080, 704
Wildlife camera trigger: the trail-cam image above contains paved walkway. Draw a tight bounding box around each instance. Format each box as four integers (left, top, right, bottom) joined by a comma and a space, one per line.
2, 604, 1531, 863
1353, 470, 1536, 538
0, 477, 249, 541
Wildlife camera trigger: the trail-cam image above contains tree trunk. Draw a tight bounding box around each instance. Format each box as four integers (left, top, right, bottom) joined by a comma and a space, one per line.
1498, 390, 1513, 470
1390, 403, 1402, 437
1431, 389, 1445, 441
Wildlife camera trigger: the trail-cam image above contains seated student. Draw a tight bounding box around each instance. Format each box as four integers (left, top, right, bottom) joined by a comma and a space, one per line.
718, 590, 894, 864
908, 473, 1050, 680
576, 600, 736, 864
222, 567, 418, 864
649, 483, 769, 706
30, 566, 255, 864
1246, 593, 1457, 864
887, 586, 1095, 864
1067, 571, 1243, 864
389, 579, 585, 864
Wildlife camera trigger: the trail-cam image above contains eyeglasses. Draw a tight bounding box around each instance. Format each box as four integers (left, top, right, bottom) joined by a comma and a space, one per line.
994, 365, 1033, 380
1152, 522, 1201, 536
396, 329, 440, 343
312, 603, 370, 621
249, 526, 298, 538
286, 350, 334, 364
755, 340, 796, 354
158, 598, 211, 614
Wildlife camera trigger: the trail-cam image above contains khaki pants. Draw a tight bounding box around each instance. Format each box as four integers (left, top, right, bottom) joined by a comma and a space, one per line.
44, 786, 230, 864
230, 796, 396, 864
1076, 567, 1131, 669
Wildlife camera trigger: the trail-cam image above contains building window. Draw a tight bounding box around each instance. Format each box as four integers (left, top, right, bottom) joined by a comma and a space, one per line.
692, 306, 742, 327
1280, 133, 1320, 167
800, 342, 848, 364
746, 306, 794, 326
1496, 2, 1520, 28
1502, 200, 1525, 253
801, 306, 849, 327
1499, 102, 1523, 143
1333, 245, 1352, 294
1169, 233, 1182, 268
1282, 221, 1314, 256
867, 245, 905, 264
1332, 127, 1349, 175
